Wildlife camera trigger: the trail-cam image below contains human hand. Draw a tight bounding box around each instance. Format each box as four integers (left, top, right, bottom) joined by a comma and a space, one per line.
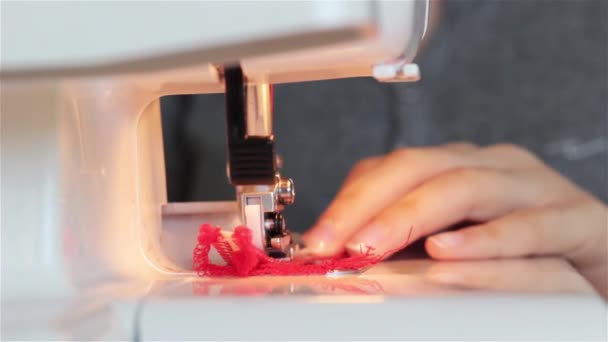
302, 143, 607, 298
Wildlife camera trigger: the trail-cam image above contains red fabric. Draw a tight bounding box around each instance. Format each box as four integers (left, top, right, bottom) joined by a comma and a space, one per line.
193, 224, 404, 277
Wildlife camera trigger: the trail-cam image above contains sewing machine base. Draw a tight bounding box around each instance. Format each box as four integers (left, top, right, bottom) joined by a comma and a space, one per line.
3, 258, 605, 340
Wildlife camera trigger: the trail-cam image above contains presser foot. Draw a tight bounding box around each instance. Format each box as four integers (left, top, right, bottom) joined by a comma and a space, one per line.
263, 231, 307, 260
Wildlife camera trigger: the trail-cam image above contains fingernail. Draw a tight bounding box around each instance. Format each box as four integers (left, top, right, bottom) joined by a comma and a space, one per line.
302, 221, 337, 255
352, 223, 388, 247
345, 242, 374, 256
429, 232, 464, 249
294, 246, 323, 260
298, 241, 336, 258
347, 223, 389, 254
303, 221, 336, 243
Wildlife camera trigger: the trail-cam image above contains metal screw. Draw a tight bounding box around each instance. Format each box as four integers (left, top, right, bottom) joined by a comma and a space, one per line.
276, 177, 295, 205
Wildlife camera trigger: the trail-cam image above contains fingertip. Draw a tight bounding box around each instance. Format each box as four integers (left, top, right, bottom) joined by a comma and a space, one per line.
345, 242, 364, 256
429, 231, 465, 248
425, 231, 465, 259
301, 221, 342, 257
345, 242, 376, 256
425, 238, 446, 259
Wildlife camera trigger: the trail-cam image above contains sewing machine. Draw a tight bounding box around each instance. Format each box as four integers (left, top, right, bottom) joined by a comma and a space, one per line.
2, 1, 605, 340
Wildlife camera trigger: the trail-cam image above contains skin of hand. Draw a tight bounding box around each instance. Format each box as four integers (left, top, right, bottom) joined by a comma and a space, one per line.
302, 143, 608, 298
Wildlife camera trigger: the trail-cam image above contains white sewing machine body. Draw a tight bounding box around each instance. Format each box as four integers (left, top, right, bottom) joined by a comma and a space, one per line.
1, 1, 605, 340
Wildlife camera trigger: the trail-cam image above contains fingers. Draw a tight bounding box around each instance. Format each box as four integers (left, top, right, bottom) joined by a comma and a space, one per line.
341, 143, 477, 194
442, 141, 479, 153
302, 143, 561, 257
344, 167, 547, 256
426, 201, 608, 299
425, 202, 601, 261
475, 143, 542, 169
302, 144, 480, 256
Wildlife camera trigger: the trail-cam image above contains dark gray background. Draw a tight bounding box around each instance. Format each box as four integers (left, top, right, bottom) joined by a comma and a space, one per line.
161, 0, 607, 233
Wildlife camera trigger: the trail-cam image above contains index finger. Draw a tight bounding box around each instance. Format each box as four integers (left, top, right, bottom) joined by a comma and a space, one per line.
302, 144, 479, 256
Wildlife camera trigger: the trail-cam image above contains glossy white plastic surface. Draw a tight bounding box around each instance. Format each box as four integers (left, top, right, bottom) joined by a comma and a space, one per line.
139, 258, 606, 340
1, 1, 427, 84
2, 257, 605, 340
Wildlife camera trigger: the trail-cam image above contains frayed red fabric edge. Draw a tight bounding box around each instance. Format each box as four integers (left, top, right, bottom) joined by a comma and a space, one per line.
192, 224, 386, 277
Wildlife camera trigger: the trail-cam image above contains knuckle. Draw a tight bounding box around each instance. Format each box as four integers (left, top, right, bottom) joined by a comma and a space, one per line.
353, 156, 380, 171
490, 143, 523, 153
487, 143, 540, 165
441, 168, 503, 219
344, 156, 383, 183
388, 147, 419, 161
528, 221, 547, 256
445, 167, 487, 184
506, 210, 545, 256
444, 141, 479, 152
455, 141, 478, 148
347, 162, 366, 177
443, 168, 487, 219
388, 144, 473, 167
388, 146, 450, 165
336, 183, 363, 200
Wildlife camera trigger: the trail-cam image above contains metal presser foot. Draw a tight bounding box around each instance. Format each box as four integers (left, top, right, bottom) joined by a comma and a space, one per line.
222, 64, 367, 268
236, 172, 297, 259
222, 64, 299, 259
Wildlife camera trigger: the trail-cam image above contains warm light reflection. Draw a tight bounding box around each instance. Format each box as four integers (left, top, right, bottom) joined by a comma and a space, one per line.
191, 274, 385, 297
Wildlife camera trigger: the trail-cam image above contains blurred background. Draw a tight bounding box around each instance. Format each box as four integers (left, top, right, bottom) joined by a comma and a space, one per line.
160, 0, 607, 232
